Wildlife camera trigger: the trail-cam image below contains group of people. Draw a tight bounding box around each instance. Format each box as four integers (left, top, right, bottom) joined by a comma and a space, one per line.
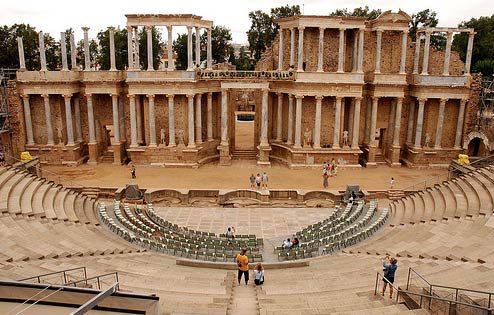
236, 248, 264, 286
322, 159, 338, 188
250, 172, 269, 190
282, 237, 299, 249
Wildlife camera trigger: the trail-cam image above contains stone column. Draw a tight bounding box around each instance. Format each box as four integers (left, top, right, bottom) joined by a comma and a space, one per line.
167, 94, 176, 147
17, 37, 26, 70
393, 97, 403, 146
314, 95, 322, 149
413, 35, 421, 74
455, 99, 467, 148
133, 27, 140, 69
207, 92, 213, 140
337, 28, 345, 73
195, 27, 201, 67
129, 95, 138, 147
333, 97, 343, 148
82, 27, 90, 70
260, 89, 269, 146
207, 27, 212, 69
136, 96, 143, 144
289, 28, 295, 68
187, 94, 195, 148
434, 98, 447, 148
297, 27, 304, 72
370, 97, 379, 146
39, 31, 47, 71
465, 32, 475, 74
108, 27, 116, 71
146, 26, 154, 71
22, 95, 34, 145
406, 101, 415, 144
348, 100, 355, 140
294, 95, 303, 148
187, 26, 193, 71
414, 98, 426, 148
442, 32, 453, 75
221, 89, 228, 145
400, 31, 408, 74
317, 28, 324, 72
357, 29, 364, 72
41, 94, 54, 145
276, 93, 283, 141
364, 97, 372, 143
421, 31, 431, 75
195, 93, 203, 144
374, 30, 383, 73
60, 32, 68, 71
109, 94, 120, 144
127, 26, 133, 70
352, 31, 358, 72
64, 94, 74, 146
167, 26, 174, 70
86, 94, 96, 143
70, 32, 77, 70
278, 29, 284, 70
287, 94, 294, 145
74, 97, 82, 142
352, 97, 362, 149
146, 94, 156, 146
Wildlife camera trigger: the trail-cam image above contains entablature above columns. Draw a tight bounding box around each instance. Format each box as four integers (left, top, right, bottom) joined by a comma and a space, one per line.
125, 14, 213, 29
275, 15, 366, 30
17, 83, 80, 96
220, 81, 269, 90
409, 86, 470, 100
82, 84, 123, 95
366, 85, 406, 98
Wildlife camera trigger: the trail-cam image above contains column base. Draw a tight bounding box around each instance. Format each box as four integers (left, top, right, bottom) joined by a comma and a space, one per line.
149, 143, 158, 148
389, 145, 401, 167
217, 143, 231, 166
257, 144, 271, 166
88, 142, 99, 165
112, 143, 125, 165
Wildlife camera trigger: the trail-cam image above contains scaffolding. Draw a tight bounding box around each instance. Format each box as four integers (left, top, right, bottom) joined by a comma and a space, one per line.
0, 68, 16, 134
478, 76, 494, 132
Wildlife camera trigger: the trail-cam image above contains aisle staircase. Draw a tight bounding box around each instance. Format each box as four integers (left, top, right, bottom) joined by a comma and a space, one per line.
232, 149, 258, 160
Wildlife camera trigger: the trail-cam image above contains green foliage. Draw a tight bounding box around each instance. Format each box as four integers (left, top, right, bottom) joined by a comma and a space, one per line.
44, 33, 60, 70
409, 9, 439, 42
172, 33, 188, 70
97, 27, 128, 70
0, 24, 40, 70
329, 6, 382, 20
247, 5, 300, 61
200, 25, 233, 64
137, 27, 163, 70
453, 15, 494, 76
235, 47, 254, 70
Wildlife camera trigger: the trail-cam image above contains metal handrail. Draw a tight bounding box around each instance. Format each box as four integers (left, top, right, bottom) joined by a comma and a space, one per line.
65, 272, 119, 290
19, 267, 87, 284
375, 271, 494, 312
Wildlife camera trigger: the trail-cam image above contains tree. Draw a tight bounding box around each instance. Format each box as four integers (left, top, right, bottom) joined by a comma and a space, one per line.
172, 33, 188, 70
0, 24, 40, 70
76, 38, 98, 69
97, 27, 128, 70
200, 25, 233, 64
235, 47, 254, 70
137, 26, 163, 70
247, 5, 300, 61
44, 32, 60, 70
409, 9, 444, 49
329, 6, 382, 20
453, 14, 494, 76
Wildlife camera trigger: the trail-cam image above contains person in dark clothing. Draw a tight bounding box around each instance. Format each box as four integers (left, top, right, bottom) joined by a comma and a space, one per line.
382, 255, 398, 298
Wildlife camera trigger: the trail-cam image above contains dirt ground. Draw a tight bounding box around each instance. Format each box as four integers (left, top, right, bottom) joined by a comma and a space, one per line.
42, 160, 445, 191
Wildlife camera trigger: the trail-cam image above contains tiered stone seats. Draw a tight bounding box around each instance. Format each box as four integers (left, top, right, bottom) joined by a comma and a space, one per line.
389, 166, 494, 226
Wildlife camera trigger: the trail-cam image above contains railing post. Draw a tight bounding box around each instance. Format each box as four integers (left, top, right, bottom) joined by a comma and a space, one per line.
429, 284, 433, 309
97, 277, 101, 290
407, 268, 412, 290
63, 271, 67, 284
375, 272, 379, 295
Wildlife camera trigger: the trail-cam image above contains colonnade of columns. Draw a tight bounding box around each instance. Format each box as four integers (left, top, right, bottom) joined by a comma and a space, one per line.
277, 27, 365, 72
373, 29, 409, 74
21, 94, 83, 146
413, 30, 475, 75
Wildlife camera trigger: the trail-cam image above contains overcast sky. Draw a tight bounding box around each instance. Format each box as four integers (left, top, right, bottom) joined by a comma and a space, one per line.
1, 0, 491, 43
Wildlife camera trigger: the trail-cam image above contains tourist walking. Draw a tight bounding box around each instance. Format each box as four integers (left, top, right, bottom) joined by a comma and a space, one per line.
390, 177, 395, 189
226, 226, 235, 245
253, 263, 265, 285
322, 172, 329, 188
236, 248, 249, 285
255, 173, 261, 190
381, 255, 398, 298
262, 172, 269, 189
130, 165, 136, 179
250, 174, 255, 188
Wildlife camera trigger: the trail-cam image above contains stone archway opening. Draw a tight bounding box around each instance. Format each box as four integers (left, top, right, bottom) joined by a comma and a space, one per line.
468, 137, 487, 157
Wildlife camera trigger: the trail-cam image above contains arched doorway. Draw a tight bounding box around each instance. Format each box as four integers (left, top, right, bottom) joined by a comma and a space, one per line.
468, 137, 487, 157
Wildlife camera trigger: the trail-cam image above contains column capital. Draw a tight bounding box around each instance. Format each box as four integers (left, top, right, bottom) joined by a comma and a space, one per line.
276, 92, 282, 96
186, 26, 193, 32
85, 93, 92, 98
262, 88, 269, 93
295, 95, 304, 99
439, 98, 448, 104
40, 94, 49, 99
402, 30, 409, 34
63, 94, 72, 100
81, 27, 89, 32
147, 94, 155, 99
425, 30, 432, 36
126, 25, 132, 31
335, 96, 343, 102
166, 25, 173, 31
196, 92, 203, 96
298, 27, 305, 31
339, 28, 345, 32
166, 94, 175, 99
145, 25, 153, 32
127, 94, 136, 100
460, 99, 468, 106
319, 27, 325, 32
418, 97, 427, 104
186, 94, 195, 100
108, 26, 115, 32
315, 95, 323, 101
376, 29, 384, 34
395, 97, 403, 103
20, 94, 29, 100
354, 96, 363, 102
372, 96, 379, 102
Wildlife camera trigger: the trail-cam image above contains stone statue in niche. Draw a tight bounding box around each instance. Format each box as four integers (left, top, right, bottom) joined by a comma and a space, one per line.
160, 128, 166, 145
177, 129, 185, 147
424, 133, 431, 148
56, 127, 64, 145
303, 128, 312, 148
343, 130, 349, 148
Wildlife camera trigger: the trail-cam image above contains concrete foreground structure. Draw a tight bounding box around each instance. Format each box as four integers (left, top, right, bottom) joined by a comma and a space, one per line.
9, 11, 480, 168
